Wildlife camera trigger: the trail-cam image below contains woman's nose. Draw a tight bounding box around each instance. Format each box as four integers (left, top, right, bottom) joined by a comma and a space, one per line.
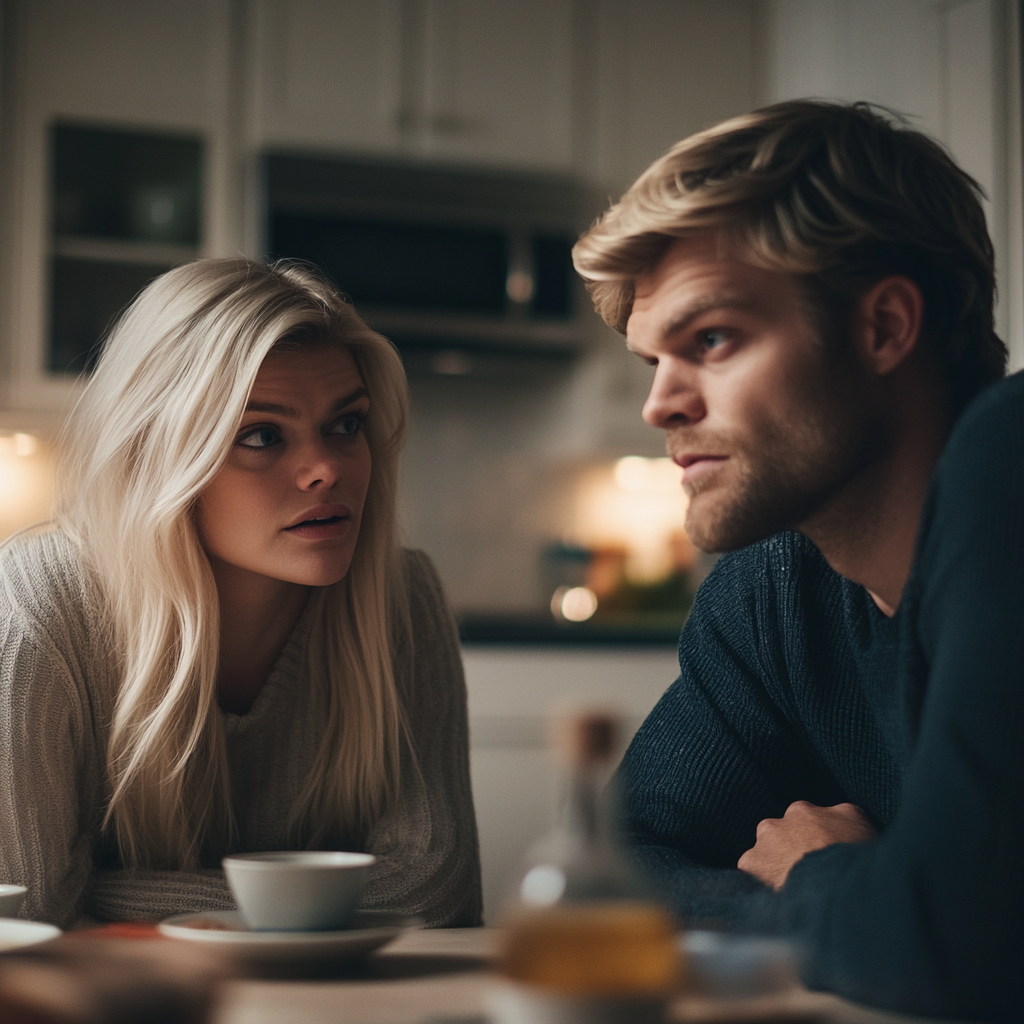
642, 361, 706, 429
294, 440, 345, 490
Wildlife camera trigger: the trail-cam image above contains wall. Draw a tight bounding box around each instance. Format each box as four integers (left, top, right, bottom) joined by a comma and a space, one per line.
757, 0, 1024, 370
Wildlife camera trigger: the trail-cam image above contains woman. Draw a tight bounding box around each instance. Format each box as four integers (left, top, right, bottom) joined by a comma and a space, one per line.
0, 258, 481, 928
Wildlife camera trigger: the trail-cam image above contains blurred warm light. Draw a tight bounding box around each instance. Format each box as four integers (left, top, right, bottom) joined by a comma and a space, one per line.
13, 433, 37, 457
614, 455, 680, 492
0, 434, 55, 541
551, 585, 598, 623
570, 457, 693, 584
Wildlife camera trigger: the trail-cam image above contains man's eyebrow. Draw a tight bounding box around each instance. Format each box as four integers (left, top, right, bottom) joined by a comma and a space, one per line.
244, 387, 369, 417
657, 294, 757, 339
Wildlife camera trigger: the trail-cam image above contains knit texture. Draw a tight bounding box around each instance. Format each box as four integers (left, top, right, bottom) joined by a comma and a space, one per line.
0, 532, 482, 929
621, 373, 1024, 1021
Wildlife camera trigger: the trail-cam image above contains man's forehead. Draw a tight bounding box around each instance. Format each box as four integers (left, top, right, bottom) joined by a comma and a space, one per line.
633, 233, 730, 300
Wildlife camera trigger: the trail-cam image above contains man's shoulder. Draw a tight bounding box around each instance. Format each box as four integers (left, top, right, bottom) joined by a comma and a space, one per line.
931, 371, 1024, 502
687, 531, 863, 670
700, 530, 836, 605
950, 370, 1024, 441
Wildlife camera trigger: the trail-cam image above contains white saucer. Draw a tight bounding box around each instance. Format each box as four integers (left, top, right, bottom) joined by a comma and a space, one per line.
157, 910, 420, 962
0, 919, 62, 952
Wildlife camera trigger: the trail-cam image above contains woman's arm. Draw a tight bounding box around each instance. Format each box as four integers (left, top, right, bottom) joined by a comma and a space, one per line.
0, 536, 237, 926
359, 549, 482, 927
0, 603, 96, 926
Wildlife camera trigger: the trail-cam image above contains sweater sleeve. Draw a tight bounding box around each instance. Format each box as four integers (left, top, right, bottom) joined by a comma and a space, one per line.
0, 603, 95, 927
358, 549, 482, 927
778, 379, 1024, 1022
619, 541, 850, 926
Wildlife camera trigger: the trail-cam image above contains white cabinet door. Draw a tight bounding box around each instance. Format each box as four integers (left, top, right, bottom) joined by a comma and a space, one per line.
592, 0, 757, 193
249, 0, 404, 153
250, 0, 576, 171
1, 0, 237, 416
415, 0, 576, 171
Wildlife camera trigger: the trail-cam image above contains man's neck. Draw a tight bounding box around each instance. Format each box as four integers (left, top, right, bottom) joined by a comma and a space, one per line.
798, 374, 953, 616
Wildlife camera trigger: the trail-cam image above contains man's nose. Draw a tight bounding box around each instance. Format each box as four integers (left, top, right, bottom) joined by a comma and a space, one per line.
642, 361, 706, 429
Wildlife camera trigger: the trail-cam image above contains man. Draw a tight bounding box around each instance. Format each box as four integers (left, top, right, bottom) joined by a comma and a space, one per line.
573, 101, 1021, 1021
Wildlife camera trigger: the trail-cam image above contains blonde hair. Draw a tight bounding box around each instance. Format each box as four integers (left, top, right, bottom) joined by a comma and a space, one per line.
55, 258, 411, 869
574, 100, 1005, 411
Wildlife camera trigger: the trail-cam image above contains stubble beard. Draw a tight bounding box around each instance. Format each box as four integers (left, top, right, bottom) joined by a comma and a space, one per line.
675, 400, 875, 554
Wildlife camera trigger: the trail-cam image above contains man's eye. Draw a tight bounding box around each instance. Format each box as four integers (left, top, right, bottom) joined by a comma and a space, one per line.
330, 413, 366, 438
702, 330, 729, 349
237, 426, 282, 449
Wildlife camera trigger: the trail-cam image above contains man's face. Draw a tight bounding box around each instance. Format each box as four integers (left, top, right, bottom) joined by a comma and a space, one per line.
627, 233, 880, 552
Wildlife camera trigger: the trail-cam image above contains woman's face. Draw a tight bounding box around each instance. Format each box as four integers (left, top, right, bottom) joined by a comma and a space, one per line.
197, 344, 373, 589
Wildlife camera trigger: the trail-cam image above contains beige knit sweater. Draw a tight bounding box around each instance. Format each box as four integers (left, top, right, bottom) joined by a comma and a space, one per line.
0, 529, 481, 929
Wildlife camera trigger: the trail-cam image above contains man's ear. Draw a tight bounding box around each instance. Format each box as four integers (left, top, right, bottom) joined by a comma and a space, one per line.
854, 276, 924, 376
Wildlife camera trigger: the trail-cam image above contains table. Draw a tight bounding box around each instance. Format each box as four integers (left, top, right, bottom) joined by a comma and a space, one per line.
213, 928, 925, 1024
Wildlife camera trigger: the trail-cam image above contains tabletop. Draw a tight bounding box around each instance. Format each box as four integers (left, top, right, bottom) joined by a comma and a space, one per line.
212, 927, 926, 1024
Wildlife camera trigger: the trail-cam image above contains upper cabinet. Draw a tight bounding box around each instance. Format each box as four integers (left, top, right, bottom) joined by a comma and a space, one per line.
249, 0, 576, 172
0, 0, 239, 414
248, 0, 405, 156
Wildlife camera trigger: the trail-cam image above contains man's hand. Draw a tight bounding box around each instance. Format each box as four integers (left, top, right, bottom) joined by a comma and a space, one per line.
737, 800, 878, 891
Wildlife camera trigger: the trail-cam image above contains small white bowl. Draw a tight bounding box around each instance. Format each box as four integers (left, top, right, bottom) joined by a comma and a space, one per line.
0, 885, 27, 918
222, 852, 375, 932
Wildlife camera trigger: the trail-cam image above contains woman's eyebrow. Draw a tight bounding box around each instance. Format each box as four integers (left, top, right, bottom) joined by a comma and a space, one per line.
244, 387, 369, 418
330, 386, 369, 412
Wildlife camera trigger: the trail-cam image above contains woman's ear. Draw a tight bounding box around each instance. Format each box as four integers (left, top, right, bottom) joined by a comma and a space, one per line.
853, 275, 924, 376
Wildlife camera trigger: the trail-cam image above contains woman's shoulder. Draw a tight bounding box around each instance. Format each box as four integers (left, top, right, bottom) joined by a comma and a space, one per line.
399, 547, 445, 601
395, 547, 462, 684
0, 526, 100, 635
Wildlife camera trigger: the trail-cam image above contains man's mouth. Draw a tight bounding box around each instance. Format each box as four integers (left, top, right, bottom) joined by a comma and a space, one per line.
674, 454, 728, 483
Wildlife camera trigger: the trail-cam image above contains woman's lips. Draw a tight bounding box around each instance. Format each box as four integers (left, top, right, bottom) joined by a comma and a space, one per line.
283, 505, 352, 539
285, 517, 351, 540
678, 456, 727, 482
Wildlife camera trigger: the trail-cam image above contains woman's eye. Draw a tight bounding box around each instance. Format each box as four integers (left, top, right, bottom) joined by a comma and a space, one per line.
237, 426, 282, 449
330, 413, 366, 438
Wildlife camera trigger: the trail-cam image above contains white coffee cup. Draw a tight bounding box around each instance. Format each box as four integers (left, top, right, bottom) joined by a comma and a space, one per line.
0, 885, 27, 918
222, 852, 375, 932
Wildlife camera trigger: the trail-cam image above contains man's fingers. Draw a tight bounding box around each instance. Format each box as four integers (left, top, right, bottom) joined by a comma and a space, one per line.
784, 799, 815, 817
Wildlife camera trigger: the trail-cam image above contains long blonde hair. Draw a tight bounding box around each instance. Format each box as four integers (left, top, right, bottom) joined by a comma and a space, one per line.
55, 258, 410, 869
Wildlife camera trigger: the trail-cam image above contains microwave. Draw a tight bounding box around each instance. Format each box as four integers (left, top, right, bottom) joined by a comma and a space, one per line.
261, 153, 597, 371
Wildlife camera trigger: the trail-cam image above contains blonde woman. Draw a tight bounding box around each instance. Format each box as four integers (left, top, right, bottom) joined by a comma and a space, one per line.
0, 258, 481, 928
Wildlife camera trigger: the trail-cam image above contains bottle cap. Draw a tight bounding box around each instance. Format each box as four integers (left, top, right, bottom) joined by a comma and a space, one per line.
550, 709, 619, 766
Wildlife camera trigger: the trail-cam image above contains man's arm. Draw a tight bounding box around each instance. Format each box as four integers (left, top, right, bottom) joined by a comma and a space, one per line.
619, 540, 852, 925
773, 379, 1024, 1021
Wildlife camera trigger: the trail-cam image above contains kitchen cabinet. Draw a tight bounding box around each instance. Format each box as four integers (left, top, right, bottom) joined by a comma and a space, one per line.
0, 0, 240, 416
247, 0, 405, 156
464, 643, 680, 921
590, 0, 757, 194
249, 0, 576, 172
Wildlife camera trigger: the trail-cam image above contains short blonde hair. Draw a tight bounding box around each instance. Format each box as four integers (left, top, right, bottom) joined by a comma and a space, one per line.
56, 258, 410, 869
573, 100, 1006, 410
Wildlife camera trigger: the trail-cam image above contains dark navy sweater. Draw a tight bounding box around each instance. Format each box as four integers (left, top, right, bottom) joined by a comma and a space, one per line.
619, 373, 1024, 1021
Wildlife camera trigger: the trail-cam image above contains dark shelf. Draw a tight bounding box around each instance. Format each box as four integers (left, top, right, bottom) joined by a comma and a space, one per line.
457, 614, 682, 647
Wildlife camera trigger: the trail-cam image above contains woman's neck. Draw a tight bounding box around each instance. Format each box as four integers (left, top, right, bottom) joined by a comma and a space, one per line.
209, 557, 310, 715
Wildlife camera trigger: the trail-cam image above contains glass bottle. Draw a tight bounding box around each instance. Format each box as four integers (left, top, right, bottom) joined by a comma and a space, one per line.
490, 710, 683, 1024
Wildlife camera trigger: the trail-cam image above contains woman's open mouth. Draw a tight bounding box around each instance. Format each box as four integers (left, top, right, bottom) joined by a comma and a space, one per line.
284, 505, 352, 538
